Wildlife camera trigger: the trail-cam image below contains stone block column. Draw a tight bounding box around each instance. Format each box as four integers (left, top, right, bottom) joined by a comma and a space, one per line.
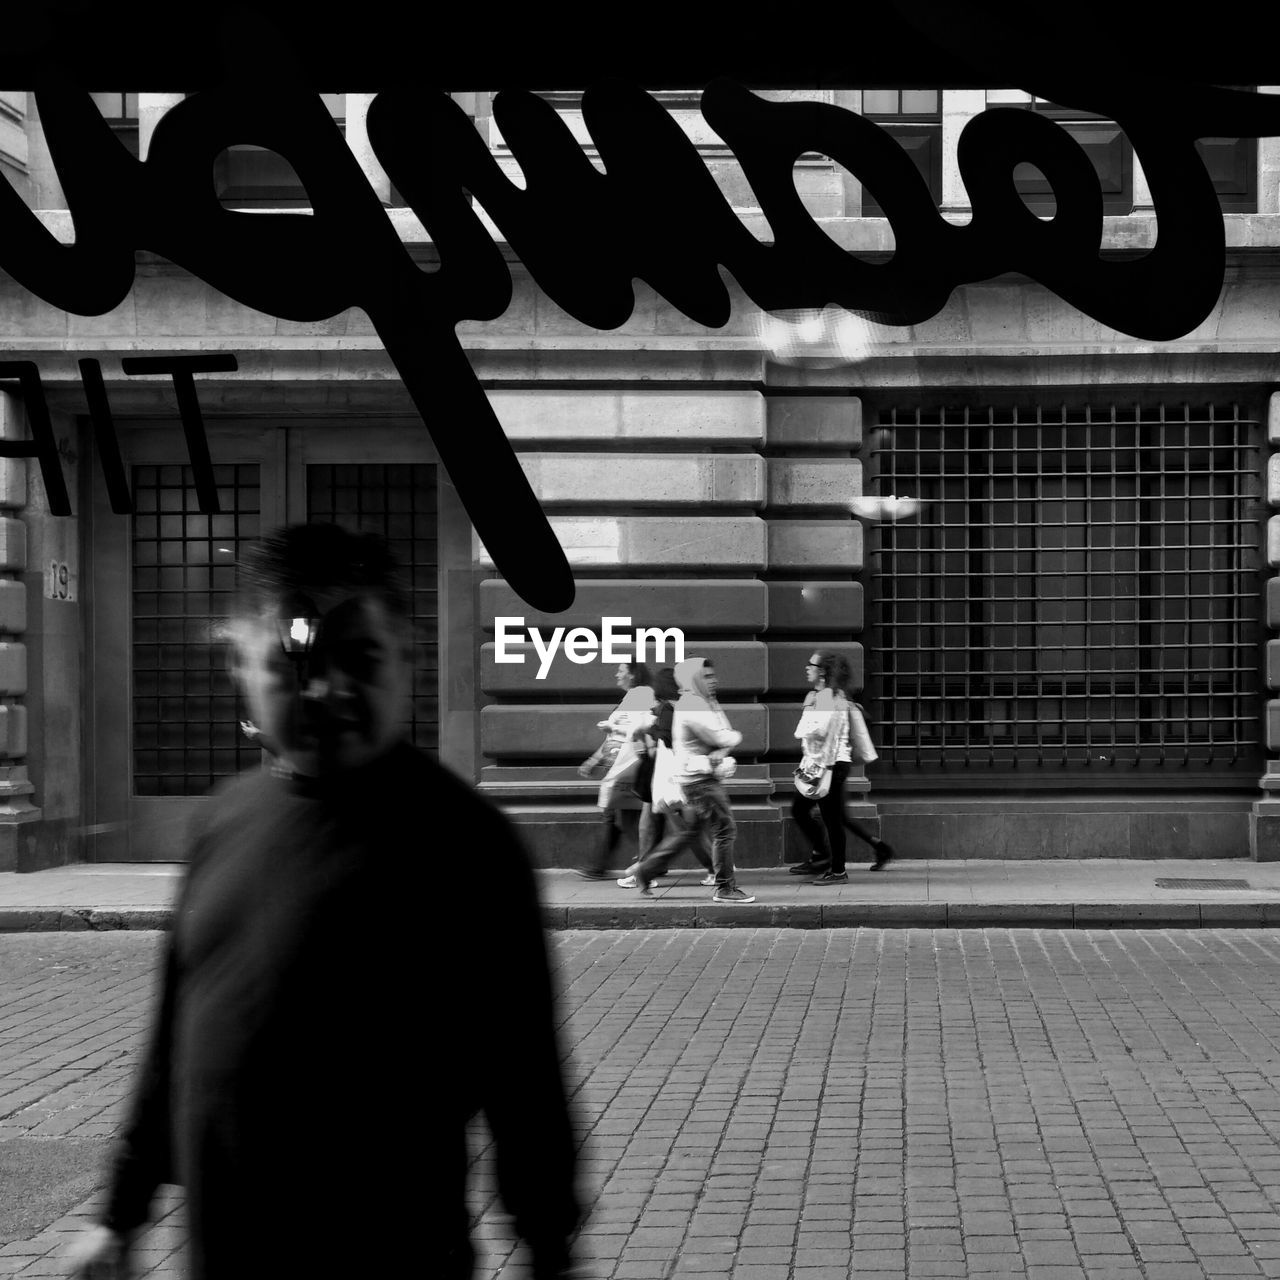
0, 392, 39, 871
834, 90, 863, 216
1254, 389, 1280, 859
762, 395, 879, 859
138, 94, 184, 161
1258, 87, 1280, 216
344, 93, 392, 203
1131, 153, 1155, 215
941, 90, 987, 219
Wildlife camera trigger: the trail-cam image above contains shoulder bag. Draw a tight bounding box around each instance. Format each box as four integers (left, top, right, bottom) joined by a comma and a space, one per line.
793, 756, 832, 799
650, 741, 686, 814
847, 701, 879, 765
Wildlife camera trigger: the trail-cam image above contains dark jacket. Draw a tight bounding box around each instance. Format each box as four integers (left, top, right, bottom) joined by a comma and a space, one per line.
102, 742, 580, 1279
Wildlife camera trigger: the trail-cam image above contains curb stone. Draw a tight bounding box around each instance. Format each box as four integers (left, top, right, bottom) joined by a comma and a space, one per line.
3, 902, 1280, 932
0, 908, 173, 932
555, 902, 1280, 930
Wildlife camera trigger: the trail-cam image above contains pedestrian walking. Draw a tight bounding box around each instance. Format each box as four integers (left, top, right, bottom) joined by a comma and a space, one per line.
617, 666, 715, 889
789, 650, 894, 883
65, 524, 580, 1280
635, 657, 755, 904
575, 662, 654, 879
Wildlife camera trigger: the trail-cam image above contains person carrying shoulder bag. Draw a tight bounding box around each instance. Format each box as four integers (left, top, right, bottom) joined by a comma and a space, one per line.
616, 668, 716, 890
789, 651, 894, 883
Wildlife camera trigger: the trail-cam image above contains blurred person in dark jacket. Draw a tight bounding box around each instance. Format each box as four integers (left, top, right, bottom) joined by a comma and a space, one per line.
67, 524, 580, 1280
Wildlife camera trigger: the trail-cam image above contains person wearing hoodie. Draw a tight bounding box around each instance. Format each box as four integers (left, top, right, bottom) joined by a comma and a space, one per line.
616, 667, 716, 890
634, 657, 756, 904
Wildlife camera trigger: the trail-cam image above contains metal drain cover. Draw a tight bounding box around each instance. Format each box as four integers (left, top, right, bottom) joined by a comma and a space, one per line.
1155, 878, 1251, 890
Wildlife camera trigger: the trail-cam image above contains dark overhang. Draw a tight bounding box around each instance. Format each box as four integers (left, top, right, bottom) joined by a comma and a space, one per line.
0, 1, 1277, 93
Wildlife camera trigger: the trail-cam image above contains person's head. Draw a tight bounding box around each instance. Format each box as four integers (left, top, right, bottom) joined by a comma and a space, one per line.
652, 667, 679, 701
615, 661, 652, 691
807, 650, 850, 693
228, 523, 414, 777
675, 656, 717, 700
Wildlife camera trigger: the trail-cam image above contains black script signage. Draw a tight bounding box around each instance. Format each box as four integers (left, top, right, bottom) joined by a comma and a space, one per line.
0, 355, 234, 518
4, 72, 1280, 610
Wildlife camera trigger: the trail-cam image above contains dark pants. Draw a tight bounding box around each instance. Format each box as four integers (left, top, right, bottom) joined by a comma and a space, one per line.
638, 778, 737, 891
584, 806, 636, 875
638, 803, 714, 870
793, 760, 866, 874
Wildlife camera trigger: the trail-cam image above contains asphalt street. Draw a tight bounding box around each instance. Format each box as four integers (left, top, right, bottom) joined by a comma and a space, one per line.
5, 929, 1280, 1278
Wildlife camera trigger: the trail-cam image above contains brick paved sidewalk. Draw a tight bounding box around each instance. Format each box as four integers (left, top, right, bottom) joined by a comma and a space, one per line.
3, 859, 1280, 930
481, 927, 1280, 1279
12, 928, 1280, 1279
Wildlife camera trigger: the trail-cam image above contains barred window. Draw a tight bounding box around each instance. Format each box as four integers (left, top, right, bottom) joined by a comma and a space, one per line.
131, 464, 261, 796
306, 463, 440, 756
865, 403, 1263, 781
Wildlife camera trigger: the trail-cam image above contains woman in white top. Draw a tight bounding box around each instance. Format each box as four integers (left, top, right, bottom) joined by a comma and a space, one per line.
789, 651, 894, 884
575, 662, 654, 879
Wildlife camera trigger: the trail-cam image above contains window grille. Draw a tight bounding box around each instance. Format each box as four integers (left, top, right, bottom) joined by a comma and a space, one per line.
866, 403, 1263, 780
132, 465, 261, 796
306, 464, 440, 756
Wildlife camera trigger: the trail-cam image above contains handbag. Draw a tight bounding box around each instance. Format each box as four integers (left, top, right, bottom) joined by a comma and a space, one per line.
650, 742, 686, 814
793, 694, 834, 798
598, 737, 644, 809
793, 758, 832, 799
578, 734, 620, 778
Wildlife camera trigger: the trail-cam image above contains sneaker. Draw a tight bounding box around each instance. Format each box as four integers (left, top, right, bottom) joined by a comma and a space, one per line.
699, 874, 717, 887
711, 888, 756, 905
811, 871, 849, 885
870, 841, 896, 871
616, 875, 638, 888
573, 868, 609, 880
788, 860, 823, 876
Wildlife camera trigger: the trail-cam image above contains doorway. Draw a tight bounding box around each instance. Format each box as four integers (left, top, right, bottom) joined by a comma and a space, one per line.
86, 419, 474, 860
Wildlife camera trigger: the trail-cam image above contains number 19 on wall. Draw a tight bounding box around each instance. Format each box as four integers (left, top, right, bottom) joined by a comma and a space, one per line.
46, 561, 72, 601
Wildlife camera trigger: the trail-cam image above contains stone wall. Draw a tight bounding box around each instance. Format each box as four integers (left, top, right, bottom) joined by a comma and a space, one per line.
2, 145, 1279, 863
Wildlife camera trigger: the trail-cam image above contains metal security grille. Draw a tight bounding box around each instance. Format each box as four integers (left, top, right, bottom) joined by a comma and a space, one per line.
867, 404, 1263, 776
307, 464, 440, 755
132, 465, 262, 796
1155, 878, 1251, 889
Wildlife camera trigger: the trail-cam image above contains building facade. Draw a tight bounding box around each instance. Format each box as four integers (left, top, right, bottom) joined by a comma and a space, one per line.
0, 85, 1277, 870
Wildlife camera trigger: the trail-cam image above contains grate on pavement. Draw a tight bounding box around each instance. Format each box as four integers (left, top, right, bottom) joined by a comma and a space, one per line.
1155, 877, 1252, 890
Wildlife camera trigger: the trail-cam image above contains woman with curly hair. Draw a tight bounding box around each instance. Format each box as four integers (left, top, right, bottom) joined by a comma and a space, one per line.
790, 650, 894, 884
